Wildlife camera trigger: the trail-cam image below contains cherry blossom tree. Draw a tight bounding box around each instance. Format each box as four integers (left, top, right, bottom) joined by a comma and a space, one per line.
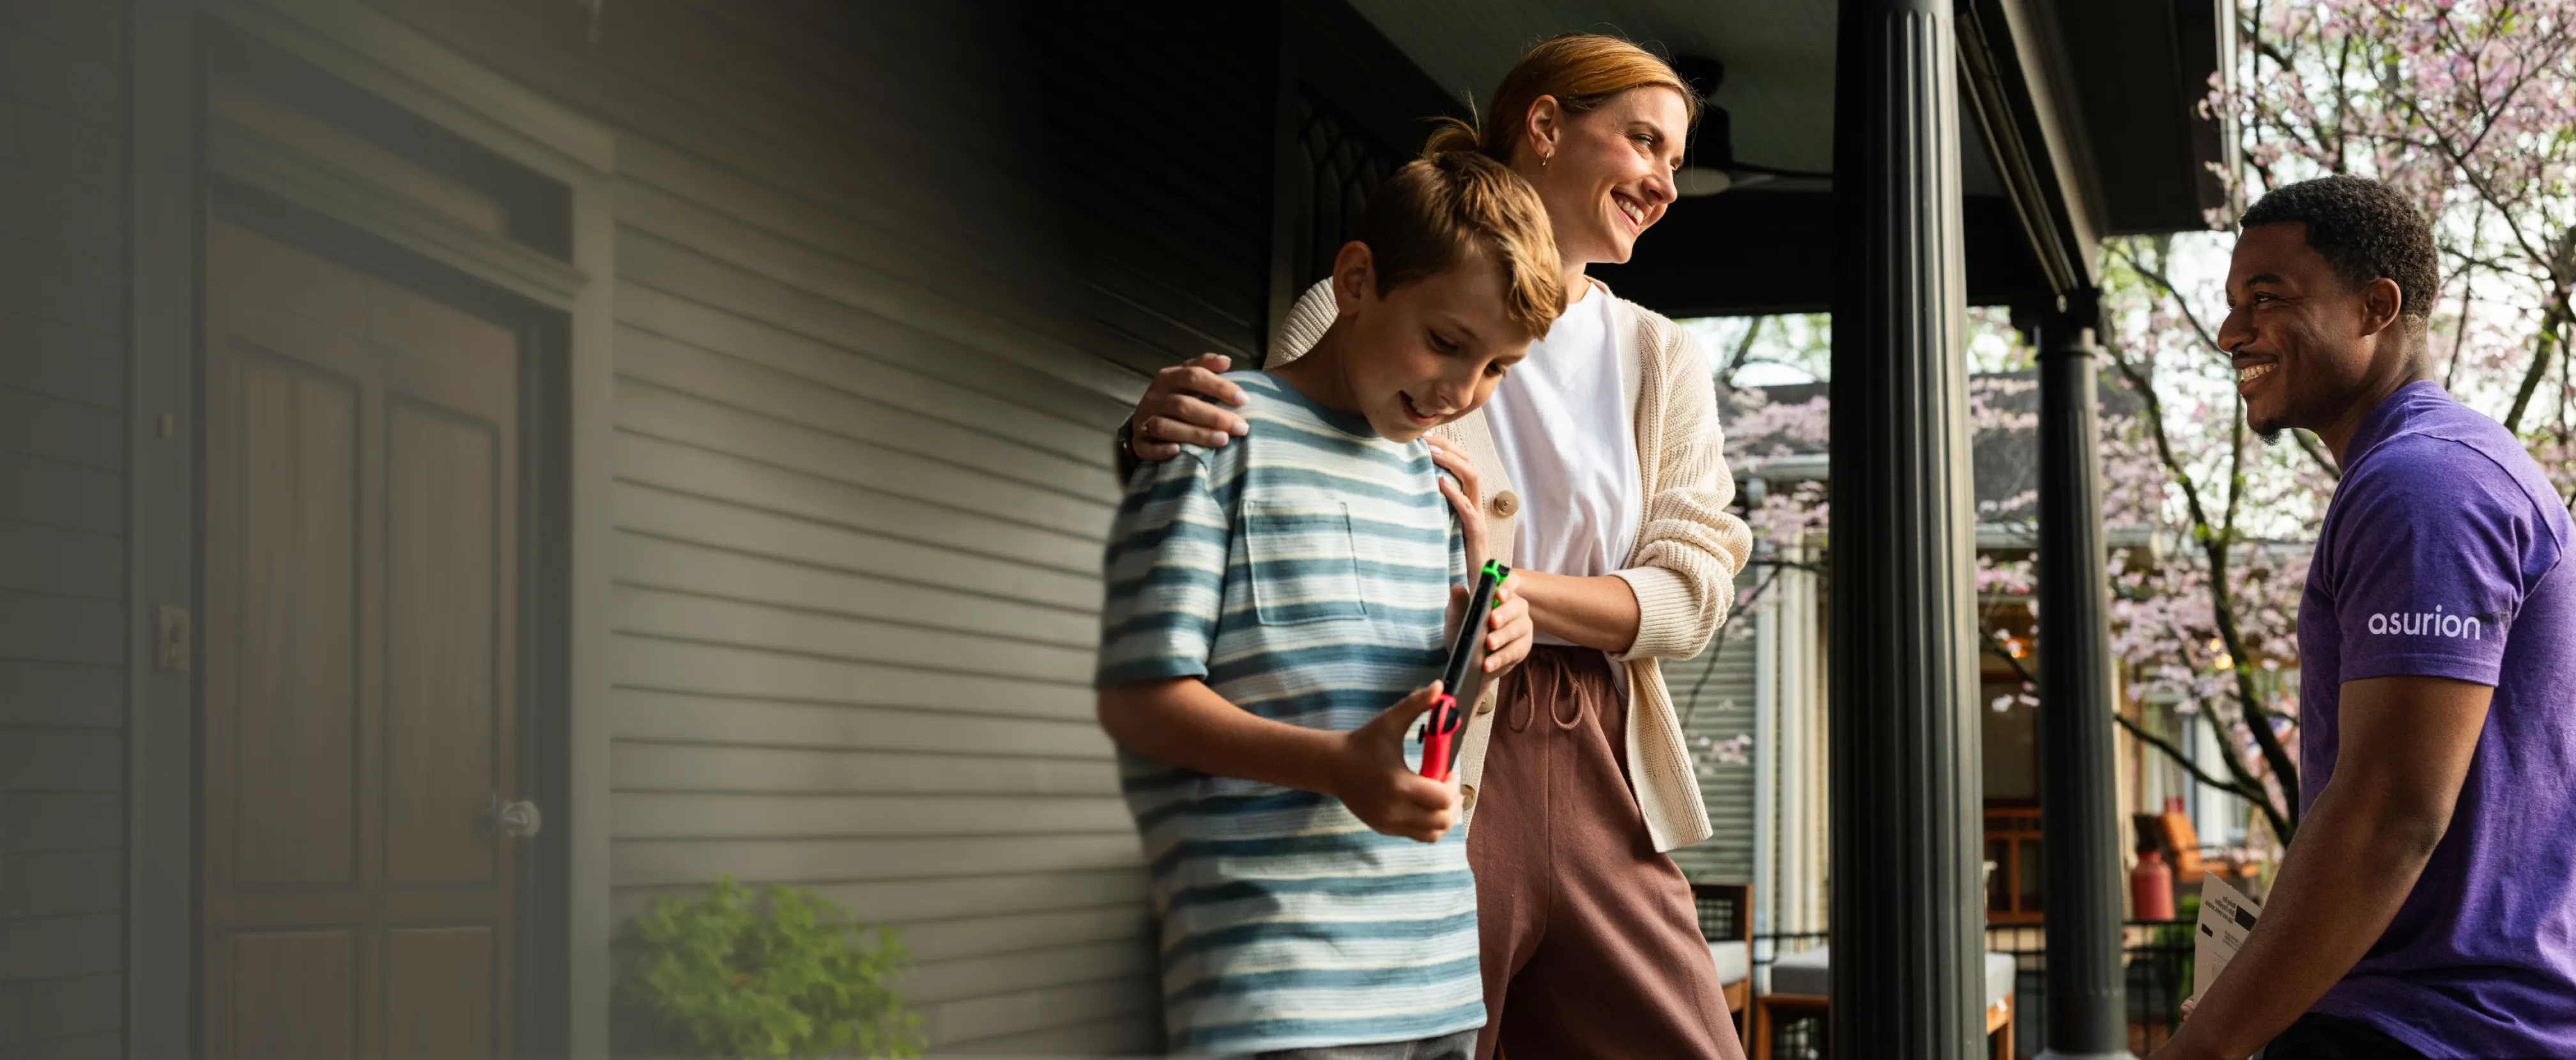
1687, 2, 2576, 847
2101, 0, 2576, 846
2089, 238, 2323, 849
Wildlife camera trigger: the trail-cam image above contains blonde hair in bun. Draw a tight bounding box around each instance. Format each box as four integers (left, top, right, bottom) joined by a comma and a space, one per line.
1423, 33, 1702, 164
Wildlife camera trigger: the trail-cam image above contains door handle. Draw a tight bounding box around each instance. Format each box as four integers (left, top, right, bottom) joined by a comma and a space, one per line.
486, 791, 542, 838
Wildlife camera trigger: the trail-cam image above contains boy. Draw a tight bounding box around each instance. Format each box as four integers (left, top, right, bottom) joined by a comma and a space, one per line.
1096, 150, 1560, 1059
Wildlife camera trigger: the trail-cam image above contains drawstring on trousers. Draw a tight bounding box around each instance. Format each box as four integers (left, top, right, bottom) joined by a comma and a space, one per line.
1509, 647, 1593, 733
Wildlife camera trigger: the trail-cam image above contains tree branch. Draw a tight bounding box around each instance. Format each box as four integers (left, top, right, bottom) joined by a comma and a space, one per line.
2198, 563, 2302, 839
2108, 242, 2342, 483
1977, 623, 2039, 689
1676, 560, 1790, 732
2099, 343, 2220, 542
2291, 429, 2341, 480
2096, 245, 2303, 839
2113, 711, 2264, 805
2111, 243, 2229, 355
2446, 200, 2486, 391
1720, 317, 1766, 385
2505, 270, 2575, 435
1978, 621, 2267, 820
2224, 392, 2246, 540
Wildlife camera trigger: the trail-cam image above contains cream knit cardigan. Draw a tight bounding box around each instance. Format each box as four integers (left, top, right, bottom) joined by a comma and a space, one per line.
1271, 281, 1753, 852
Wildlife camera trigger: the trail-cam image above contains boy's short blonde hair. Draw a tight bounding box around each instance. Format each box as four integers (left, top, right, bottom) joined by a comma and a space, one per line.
1352, 150, 1565, 341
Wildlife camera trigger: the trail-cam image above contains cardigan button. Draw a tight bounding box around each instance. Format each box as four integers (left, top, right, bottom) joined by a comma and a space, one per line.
1460, 785, 1478, 812
1475, 694, 1494, 716
1491, 489, 1520, 517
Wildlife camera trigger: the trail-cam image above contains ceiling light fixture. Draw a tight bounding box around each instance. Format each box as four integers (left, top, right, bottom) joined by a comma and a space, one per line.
1671, 55, 1735, 197
1676, 167, 1733, 197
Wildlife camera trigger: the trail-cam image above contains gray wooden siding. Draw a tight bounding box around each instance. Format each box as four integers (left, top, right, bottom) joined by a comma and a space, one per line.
0, 0, 128, 1056
367, 1, 1291, 1052
1666, 571, 1760, 883
1032, 3, 1276, 368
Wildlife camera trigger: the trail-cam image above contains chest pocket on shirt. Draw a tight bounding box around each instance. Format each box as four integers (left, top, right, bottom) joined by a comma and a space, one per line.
1245, 499, 1368, 624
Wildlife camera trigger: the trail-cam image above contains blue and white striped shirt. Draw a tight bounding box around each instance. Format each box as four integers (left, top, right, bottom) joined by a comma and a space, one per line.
1098, 371, 1481, 1056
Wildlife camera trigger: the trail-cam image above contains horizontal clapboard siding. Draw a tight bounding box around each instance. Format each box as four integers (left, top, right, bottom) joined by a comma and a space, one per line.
0, 1, 126, 1055
369, 0, 1279, 1052
1028, 3, 1278, 367
1666, 571, 1761, 884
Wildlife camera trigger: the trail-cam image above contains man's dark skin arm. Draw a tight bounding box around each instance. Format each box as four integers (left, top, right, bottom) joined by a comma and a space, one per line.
2152, 675, 2493, 1060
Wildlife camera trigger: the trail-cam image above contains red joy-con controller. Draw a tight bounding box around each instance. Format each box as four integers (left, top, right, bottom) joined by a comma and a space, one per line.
1420, 692, 1463, 783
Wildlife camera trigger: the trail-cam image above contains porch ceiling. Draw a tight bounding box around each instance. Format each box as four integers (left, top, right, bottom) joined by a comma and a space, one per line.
1346, 0, 1840, 175
1343, 0, 2231, 317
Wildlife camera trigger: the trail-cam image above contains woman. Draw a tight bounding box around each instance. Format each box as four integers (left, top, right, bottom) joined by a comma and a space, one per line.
1121, 36, 1752, 1060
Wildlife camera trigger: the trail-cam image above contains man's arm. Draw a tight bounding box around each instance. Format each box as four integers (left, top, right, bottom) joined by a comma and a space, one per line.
2153, 675, 2493, 1060
1098, 679, 1459, 843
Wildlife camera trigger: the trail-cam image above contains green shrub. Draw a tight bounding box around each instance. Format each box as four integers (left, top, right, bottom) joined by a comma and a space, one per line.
631, 877, 923, 1059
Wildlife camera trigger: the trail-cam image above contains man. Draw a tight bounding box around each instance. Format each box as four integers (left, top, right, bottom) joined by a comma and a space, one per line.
2156, 175, 2576, 1059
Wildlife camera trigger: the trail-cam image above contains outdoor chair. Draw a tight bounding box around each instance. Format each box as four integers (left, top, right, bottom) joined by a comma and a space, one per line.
1749, 945, 2016, 1060
1690, 882, 1754, 1038
2142, 806, 2266, 900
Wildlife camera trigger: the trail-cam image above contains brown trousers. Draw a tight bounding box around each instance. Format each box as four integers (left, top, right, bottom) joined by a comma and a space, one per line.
1470, 645, 1746, 1060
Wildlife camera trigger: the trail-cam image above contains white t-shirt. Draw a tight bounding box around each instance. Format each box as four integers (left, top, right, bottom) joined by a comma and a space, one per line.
1482, 280, 1641, 645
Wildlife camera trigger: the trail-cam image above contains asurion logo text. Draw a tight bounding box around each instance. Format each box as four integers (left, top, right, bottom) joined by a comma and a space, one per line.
2368, 604, 2483, 640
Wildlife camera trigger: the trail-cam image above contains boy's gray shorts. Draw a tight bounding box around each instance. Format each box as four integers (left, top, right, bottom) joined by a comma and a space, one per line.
1251, 1028, 1480, 1060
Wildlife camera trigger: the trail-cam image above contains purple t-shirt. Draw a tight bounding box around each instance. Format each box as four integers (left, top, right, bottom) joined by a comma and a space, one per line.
2298, 381, 2576, 1056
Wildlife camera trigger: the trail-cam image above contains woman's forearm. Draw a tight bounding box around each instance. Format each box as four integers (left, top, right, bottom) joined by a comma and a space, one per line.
1512, 570, 1640, 653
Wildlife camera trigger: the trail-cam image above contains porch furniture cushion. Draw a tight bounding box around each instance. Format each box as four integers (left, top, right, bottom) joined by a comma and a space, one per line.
1762, 946, 2018, 1008
1707, 939, 1749, 985
1767, 944, 1830, 997
1984, 951, 2016, 1009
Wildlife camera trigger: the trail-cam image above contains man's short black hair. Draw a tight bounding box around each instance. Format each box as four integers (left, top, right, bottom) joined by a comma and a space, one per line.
2239, 174, 2439, 320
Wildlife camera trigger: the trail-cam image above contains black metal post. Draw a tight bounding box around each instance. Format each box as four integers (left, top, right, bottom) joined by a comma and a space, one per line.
2037, 312, 2134, 1059
1829, 0, 1984, 1054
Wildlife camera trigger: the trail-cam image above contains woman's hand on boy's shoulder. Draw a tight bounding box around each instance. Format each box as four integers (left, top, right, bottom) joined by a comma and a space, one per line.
1330, 684, 1461, 843
1429, 435, 1491, 569
1128, 353, 1250, 460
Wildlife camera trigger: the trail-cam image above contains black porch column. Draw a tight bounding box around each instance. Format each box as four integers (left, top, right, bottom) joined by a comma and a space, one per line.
2036, 313, 2133, 1059
1828, 0, 1984, 1055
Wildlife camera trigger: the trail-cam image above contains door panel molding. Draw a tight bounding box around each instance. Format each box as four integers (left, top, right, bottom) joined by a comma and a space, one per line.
206, 114, 588, 309
201, 0, 613, 180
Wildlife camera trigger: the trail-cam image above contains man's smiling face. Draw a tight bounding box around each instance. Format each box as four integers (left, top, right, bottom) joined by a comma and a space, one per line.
2216, 222, 2398, 439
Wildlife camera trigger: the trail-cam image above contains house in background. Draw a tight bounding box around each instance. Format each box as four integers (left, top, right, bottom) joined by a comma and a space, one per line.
1702, 373, 2246, 1056
0, 0, 2223, 1055
1683, 373, 2172, 934
1660, 512, 1829, 944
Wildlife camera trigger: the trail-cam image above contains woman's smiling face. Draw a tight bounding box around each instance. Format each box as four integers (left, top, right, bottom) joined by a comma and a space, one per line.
1519, 86, 1689, 272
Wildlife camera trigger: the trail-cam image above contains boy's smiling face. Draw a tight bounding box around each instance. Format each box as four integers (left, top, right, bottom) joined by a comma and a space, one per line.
1325, 242, 1536, 443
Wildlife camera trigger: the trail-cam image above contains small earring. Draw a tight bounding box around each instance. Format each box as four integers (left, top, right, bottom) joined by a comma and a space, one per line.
1541, 151, 1551, 167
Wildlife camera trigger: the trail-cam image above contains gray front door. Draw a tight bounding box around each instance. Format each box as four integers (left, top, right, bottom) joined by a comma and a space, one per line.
201, 215, 525, 1059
